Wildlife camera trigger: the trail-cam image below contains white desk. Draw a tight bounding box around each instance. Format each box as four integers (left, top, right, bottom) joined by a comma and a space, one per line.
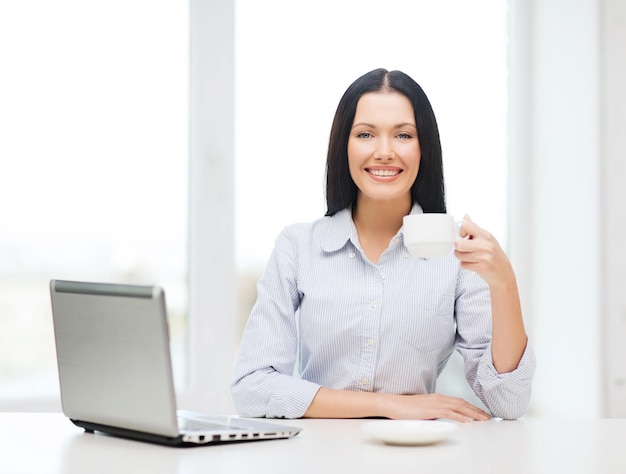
1, 413, 625, 474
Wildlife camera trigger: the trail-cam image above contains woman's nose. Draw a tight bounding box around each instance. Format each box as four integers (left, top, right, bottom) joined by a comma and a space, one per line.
374, 139, 395, 160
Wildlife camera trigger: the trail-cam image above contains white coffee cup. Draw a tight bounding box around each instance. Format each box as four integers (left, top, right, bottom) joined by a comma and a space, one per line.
402, 213, 461, 258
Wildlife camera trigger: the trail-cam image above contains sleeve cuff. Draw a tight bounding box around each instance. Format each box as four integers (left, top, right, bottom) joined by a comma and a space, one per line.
267, 377, 322, 419
477, 338, 536, 390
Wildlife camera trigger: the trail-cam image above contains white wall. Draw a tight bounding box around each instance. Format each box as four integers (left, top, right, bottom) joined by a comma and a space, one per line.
183, 0, 238, 413
601, 0, 626, 417
510, 0, 626, 418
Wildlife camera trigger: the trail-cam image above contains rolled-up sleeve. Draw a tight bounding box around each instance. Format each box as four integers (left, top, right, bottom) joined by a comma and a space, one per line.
230, 228, 321, 418
475, 340, 536, 419
454, 268, 536, 420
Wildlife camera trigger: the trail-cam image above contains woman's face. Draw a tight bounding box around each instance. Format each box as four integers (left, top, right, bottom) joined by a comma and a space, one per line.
347, 91, 420, 206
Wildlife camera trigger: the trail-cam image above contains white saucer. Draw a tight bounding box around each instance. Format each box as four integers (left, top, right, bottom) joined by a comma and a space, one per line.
361, 420, 457, 446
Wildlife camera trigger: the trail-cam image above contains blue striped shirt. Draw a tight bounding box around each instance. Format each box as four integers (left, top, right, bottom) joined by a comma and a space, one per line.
231, 206, 536, 420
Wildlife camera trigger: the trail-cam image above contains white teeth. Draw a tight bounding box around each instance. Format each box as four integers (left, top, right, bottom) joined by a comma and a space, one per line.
369, 169, 399, 177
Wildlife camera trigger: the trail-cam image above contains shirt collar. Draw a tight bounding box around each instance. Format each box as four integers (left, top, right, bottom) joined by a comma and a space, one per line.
320, 202, 424, 253
321, 207, 355, 253
406, 202, 424, 218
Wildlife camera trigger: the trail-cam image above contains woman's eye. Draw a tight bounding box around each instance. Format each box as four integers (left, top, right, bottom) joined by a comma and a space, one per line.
357, 132, 372, 139
397, 132, 412, 139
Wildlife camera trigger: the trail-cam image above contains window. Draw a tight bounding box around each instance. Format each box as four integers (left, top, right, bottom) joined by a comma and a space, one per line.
0, 1, 189, 405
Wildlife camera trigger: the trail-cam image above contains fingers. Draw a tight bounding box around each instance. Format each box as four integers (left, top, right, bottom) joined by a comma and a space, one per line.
457, 214, 489, 243
389, 393, 492, 423
454, 216, 502, 266
431, 394, 491, 422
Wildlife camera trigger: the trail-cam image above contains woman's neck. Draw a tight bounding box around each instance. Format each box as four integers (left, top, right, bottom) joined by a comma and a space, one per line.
353, 196, 412, 231
352, 195, 412, 263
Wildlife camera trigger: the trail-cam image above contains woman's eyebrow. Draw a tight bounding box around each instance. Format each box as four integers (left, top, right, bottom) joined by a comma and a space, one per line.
393, 122, 417, 129
351, 122, 376, 129
351, 122, 417, 129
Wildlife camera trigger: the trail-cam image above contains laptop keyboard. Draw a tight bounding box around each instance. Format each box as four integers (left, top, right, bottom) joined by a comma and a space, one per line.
178, 417, 243, 432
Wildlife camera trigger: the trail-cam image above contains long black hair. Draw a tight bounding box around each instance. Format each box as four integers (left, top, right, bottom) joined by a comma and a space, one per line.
325, 68, 445, 216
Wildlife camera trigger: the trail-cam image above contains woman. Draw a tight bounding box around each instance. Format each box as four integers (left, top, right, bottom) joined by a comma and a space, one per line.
231, 68, 535, 421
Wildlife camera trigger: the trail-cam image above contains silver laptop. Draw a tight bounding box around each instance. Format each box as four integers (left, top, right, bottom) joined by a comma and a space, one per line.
49, 279, 301, 447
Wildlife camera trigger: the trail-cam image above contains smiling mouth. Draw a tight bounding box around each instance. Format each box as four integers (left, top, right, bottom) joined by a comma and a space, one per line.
367, 168, 402, 177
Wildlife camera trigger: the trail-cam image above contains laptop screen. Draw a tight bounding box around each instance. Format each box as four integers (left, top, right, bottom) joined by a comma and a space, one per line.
50, 280, 180, 437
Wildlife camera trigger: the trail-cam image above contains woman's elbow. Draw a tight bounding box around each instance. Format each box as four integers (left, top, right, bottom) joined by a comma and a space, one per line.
230, 377, 267, 418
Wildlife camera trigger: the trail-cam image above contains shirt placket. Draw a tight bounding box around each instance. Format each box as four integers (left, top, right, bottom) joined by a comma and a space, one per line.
357, 261, 384, 392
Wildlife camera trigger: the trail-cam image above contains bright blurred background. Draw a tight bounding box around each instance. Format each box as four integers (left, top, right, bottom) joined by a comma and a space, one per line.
1, 0, 625, 419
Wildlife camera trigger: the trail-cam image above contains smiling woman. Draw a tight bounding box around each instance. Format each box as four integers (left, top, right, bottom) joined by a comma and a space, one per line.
230, 67, 534, 421
232, 0, 513, 417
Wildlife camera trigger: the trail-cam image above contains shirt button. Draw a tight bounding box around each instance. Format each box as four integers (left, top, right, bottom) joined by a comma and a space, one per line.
371, 301, 377, 308
349, 252, 356, 258
367, 338, 375, 346
380, 272, 386, 279
361, 377, 370, 386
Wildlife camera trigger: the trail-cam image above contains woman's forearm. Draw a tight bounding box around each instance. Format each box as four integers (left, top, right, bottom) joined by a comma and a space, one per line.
489, 274, 528, 373
303, 387, 491, 422
303, 387, 386, 418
